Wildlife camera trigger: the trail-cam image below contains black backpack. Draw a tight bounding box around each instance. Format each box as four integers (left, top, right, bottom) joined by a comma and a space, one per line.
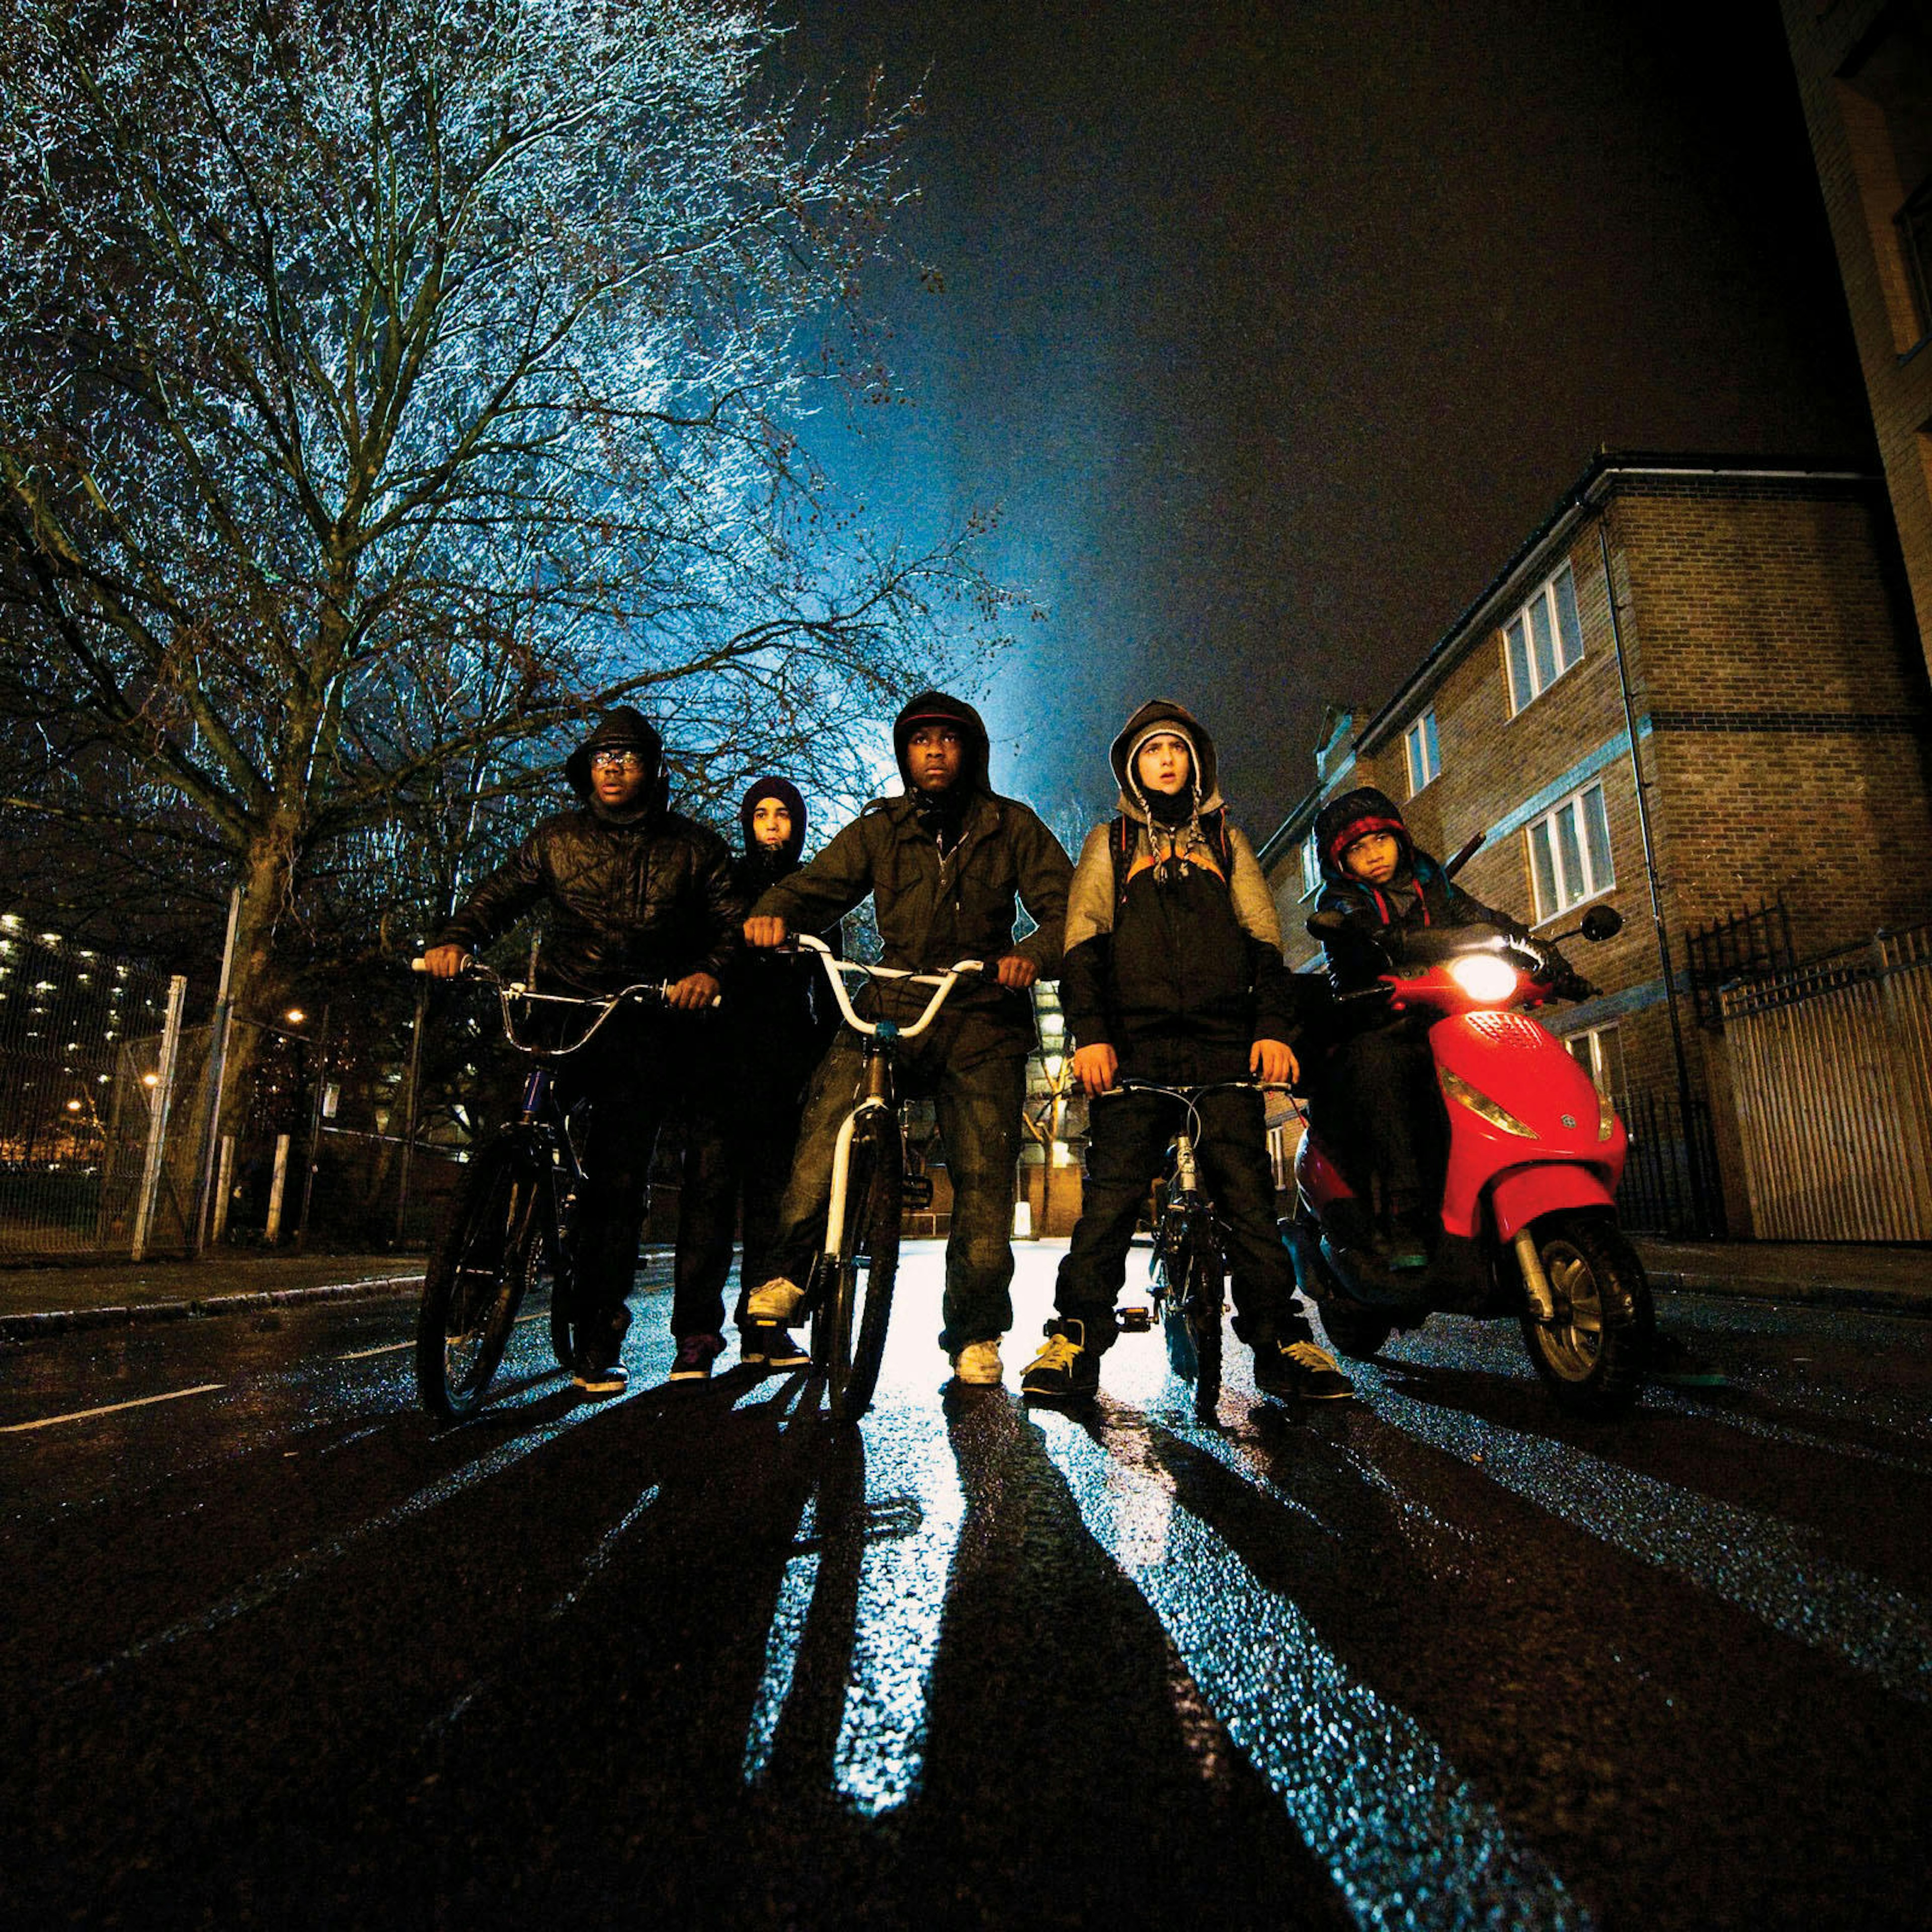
1109, 809, 1236, 908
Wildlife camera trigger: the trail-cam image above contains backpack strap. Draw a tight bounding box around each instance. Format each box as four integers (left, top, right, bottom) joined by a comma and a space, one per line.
1110, 814, 1134, 908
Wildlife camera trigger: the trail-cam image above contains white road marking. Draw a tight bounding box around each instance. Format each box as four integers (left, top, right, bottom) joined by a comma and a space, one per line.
1, 1383, 226, 1434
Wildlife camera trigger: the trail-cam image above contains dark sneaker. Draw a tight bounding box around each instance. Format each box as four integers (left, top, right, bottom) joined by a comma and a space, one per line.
1021, 1319, 1101, 1401
746, 1323, 811, 1371
1650, 1333, 1725, 1389
668, 1333, 726, 1383
574, 1361, 628, 1398
1254, 1336, 1354, 1403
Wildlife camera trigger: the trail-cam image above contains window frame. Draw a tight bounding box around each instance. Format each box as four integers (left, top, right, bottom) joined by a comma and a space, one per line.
1523, 778, 1615, 923
1566, 1022, 1626, 1103
1503, 561, 1586, 716
1402, 709, 1441, 797
1298, 828, 1322, 901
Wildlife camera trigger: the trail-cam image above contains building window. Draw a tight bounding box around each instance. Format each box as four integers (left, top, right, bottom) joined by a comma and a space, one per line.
1566, 1023, 1626, 1102
1525, 779, 1613, 920
1403, 710, 1441, 796
1299, 828, 1322, 900
1504, 562, 1585, 714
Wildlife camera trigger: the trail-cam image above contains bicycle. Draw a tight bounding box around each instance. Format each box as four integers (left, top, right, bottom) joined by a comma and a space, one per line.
777, 933, 985, 1424
409, 958, 697, 1419
1104, 1077, 1292, 1424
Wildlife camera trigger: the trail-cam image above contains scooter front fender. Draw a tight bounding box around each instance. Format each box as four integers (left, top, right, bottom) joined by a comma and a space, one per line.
1486, 1163, 1620, 1243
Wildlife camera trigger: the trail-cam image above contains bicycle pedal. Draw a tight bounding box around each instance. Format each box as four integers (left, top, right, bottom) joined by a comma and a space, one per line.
1116, 1307, 1153, 1333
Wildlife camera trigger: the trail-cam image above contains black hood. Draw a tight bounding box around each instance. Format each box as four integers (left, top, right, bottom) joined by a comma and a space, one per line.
739, 776, 807, 867
564, 706, 664, 799
892, 691, 990, 796
1312, 785, 1416, 884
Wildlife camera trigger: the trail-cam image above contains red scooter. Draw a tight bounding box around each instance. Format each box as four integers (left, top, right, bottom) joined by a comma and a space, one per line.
1286, 904, 1655, 1417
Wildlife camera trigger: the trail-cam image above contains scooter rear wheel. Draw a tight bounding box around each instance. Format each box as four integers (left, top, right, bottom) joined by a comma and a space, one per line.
1517, 1215, 1654, 1418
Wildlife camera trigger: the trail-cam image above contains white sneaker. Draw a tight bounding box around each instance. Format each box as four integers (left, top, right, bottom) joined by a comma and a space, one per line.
747, 1276, 805, 1321
949, 1338, 1004, 1386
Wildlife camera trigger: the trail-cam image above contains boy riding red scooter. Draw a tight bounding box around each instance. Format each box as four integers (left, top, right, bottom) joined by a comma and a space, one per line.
1291, 787, 1657, 1416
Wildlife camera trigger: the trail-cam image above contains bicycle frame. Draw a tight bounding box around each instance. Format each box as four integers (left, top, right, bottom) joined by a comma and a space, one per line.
788, 933, 984, 1273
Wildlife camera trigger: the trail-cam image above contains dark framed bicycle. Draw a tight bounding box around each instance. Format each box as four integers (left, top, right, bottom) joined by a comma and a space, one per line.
781, 934, 984, 1424
1108, 1077, 1291, 1424
409, 959, 692, 1420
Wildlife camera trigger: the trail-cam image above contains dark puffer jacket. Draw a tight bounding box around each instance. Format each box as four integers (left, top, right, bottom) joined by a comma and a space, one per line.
1062, 699, 1308, 1082
435, 707, 742, 994
746, 692, 1072, 1048
1311, 786, 1525, 990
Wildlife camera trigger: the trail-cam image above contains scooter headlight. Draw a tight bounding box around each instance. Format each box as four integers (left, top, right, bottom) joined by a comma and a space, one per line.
1446, 953, 1520, 1004
1439, 1065, 1540, 1139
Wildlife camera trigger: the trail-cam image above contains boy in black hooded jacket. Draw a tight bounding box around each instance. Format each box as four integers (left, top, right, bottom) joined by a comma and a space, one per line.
741, 692, 1072, 1386
422, 707, 743, 1394
1020, 700, 1352, 1404
716, 777, 840, 1366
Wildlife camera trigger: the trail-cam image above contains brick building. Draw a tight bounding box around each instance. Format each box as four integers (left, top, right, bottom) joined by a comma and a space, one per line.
1781, 0, 1932, 673
1258, 452, 1932, 1233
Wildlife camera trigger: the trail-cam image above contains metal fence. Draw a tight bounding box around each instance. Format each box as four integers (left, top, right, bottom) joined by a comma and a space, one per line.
0, 920, 466, 1262
1721, 924, 1932, 1241
1615, 1083, 1724, 1239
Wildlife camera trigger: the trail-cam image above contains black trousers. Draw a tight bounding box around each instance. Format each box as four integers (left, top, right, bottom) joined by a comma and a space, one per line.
716, 1094, 808, 1329
1307, 1018, 1447, 1212
554, 1008, 736, 1358
1054, 1085, 1311, 1353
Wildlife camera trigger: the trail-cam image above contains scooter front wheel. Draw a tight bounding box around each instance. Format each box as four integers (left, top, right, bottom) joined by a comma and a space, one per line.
1517, 1215, 1654, 1418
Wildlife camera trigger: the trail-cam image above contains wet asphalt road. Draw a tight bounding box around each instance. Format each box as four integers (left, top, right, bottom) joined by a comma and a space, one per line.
3, 1242, 1928, 1931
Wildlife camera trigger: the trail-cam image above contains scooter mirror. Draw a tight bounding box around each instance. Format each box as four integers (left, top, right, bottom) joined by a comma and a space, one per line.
1580, 905, 1624, 942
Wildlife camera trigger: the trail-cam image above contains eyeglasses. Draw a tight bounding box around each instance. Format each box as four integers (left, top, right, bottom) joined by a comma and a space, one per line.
590, 750, 646, 771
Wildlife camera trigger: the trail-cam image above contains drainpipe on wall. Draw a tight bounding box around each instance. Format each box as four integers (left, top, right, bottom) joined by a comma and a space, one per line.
1596, 512, 1713, 1237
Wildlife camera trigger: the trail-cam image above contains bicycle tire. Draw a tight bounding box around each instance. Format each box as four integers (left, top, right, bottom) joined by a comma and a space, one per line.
826, 1123, 903, 1424
415, 1135, 544, 1419
1186, 1243, 1225, 1423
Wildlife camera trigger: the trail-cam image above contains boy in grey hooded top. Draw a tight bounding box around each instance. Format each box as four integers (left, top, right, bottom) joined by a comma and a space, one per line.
1021, 700, 1351, 1404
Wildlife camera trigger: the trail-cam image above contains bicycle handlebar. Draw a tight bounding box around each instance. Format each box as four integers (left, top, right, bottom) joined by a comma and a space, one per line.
410, 956, 718, 1057
783, 931, 988, 1042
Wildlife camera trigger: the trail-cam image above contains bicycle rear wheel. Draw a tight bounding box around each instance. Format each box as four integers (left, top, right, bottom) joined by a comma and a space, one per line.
416, 1135, 546, 1419
820, 1124, 903, 1424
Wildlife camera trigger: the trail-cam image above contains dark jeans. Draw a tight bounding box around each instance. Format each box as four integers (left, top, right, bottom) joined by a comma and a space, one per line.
1054, 1084, 1311, 1353
554, 1008, 736, 1360
1308, 1018, 1447, 1214
766, 1015, 1026, 1354
716, 1095, 807, 1329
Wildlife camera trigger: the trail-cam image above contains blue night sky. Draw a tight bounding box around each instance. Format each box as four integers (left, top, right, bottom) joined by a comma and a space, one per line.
786, 0, 1875, 841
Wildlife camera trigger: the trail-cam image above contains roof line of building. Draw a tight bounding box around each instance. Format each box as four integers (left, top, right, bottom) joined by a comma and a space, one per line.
1257, 449, 1879, 868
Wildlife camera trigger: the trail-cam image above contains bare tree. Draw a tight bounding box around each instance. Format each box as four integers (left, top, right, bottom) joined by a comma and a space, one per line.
0, 0, 1014, 1033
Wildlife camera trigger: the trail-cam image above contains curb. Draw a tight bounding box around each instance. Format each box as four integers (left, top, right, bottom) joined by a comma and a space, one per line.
0, 1272, 426, 1345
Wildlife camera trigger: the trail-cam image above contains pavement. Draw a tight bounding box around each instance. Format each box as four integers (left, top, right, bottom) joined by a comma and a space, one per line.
0, 1232, 1927, 1344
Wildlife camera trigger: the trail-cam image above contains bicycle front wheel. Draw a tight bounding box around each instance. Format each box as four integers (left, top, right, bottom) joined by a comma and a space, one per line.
1185, 1245, 1225, 1423
821, 1124, 903, 1424
415, 1135, 547, 1419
